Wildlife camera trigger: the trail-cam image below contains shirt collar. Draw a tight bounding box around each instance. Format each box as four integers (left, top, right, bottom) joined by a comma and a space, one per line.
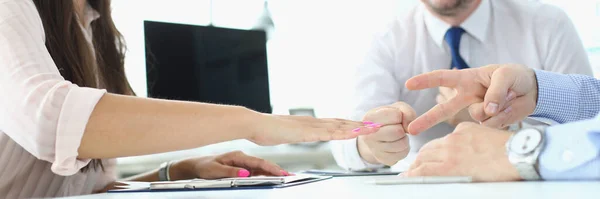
423, 0, 490, 49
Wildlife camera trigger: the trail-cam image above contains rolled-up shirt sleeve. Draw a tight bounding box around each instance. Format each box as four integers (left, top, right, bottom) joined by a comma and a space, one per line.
0, 0, 106, 176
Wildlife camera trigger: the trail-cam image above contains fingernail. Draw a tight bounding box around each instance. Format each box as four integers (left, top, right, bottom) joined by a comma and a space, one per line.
486, 103, 498, 114
398, 172, 407, 177
352, 127, 361, 132
504, 106, 512, 113
506, 91, 516, 101
238, 169, 250, 177
281, 170, 290, 176
363, 121, 374, 125
367, 123, 383, 128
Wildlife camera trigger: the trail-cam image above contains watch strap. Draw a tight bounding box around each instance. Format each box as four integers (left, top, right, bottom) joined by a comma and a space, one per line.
515, 162, 541, 181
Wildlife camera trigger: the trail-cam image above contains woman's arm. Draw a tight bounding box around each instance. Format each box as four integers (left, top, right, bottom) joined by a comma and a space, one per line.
79, 94, 257, 159
81, 93, 377, 159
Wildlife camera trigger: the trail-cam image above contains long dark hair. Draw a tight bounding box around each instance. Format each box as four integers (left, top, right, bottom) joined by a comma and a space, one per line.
32, 0, 134, 171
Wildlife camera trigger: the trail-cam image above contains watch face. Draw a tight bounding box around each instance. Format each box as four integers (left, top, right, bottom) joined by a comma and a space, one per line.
509, 129, 542, 155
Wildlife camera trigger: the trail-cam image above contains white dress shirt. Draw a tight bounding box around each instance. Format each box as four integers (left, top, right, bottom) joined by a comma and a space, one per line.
331, 0, 593, 171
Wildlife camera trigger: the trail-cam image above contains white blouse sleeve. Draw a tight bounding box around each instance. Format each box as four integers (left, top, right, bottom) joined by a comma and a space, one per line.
0, 0, 106, 176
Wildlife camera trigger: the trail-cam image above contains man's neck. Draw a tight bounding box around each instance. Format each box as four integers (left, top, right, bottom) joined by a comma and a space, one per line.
426, 0, 482, 26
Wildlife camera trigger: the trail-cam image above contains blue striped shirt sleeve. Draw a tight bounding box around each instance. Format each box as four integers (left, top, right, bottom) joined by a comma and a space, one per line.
530, 69, 600, 180
531, 69, 600, 123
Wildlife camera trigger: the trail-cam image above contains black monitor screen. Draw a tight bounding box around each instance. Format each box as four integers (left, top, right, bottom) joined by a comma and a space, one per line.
144, 21, 272, 113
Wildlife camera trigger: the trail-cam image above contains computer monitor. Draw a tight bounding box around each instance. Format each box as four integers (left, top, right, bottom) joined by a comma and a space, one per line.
144, 21, 272, 113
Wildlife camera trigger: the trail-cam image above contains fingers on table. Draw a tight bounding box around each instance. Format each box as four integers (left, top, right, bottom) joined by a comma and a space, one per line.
404, 163, 446, 177
228, 151, 285, 176
409, 149, 446, 171
418, 138, 446, 152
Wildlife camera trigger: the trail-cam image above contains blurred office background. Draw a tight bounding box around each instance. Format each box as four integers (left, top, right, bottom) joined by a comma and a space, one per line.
109, 0, 600, 177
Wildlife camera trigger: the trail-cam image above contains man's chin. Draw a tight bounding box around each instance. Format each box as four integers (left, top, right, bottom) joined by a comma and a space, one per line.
423, 0, 473, 16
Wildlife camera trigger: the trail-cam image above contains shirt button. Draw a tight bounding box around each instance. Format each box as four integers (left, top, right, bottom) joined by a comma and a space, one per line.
562, 150, 574, 163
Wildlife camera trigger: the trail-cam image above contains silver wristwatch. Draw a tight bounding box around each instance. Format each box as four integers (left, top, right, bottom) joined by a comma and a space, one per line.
505, 126, 546, 181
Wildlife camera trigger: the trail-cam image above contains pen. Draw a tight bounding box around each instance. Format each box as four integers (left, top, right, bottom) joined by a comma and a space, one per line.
367, 176, 473, 185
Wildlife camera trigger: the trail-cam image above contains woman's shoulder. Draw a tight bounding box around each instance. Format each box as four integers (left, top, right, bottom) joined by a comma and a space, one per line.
0, 0, 45, 41
0, 0, 36, 15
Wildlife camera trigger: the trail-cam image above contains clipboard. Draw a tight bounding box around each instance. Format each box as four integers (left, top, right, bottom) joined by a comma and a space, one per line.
108, 174, 331, 193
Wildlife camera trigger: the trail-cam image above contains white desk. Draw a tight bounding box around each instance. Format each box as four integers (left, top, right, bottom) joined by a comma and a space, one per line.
61, 176, 599, 199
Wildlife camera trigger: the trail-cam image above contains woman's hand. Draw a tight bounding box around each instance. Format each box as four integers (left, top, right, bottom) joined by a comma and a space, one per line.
100, 151, 288, 192
248, 114, 382, 146
169, 151, 290, 180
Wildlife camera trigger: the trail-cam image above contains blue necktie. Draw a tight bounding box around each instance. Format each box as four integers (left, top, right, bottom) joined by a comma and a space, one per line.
444, 27, 469, 69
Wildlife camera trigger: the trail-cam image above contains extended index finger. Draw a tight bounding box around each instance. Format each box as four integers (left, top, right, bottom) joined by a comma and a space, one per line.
405, 69, 463, 90
407, 95, 471, 135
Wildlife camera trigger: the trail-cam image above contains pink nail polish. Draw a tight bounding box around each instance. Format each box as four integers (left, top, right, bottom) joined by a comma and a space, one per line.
363, 121, 374, 125
371, 123, 383, 128
238, 169, 250, 177
281, 170, 290, 176
352, 127, 361, 132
